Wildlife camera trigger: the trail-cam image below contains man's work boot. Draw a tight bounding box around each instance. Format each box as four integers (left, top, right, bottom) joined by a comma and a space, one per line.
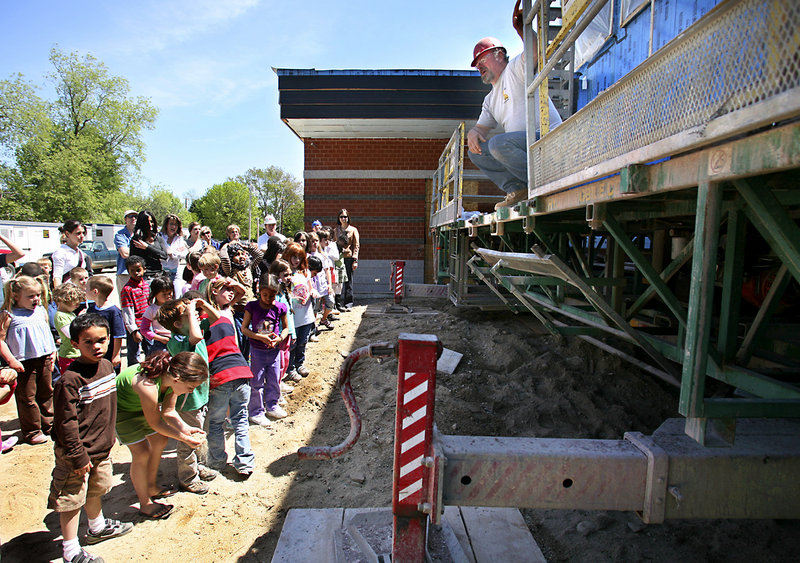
494, 189, 527, 210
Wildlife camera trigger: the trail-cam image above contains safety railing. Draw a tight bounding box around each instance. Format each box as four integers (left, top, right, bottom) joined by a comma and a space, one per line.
525, 0, 800, 197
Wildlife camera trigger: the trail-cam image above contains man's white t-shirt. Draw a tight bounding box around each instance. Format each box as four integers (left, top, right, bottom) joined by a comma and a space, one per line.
257, 231, 287, 250
476, 53, 562, 134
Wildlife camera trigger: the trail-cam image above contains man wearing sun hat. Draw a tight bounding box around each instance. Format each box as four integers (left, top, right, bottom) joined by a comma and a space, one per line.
467, 0, 562, 210
257, 214, 286, 250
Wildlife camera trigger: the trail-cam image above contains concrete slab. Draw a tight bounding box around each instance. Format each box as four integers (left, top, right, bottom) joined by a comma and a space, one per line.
437, 348, 463, 375
271, 508, 343, 563
272, 507, 546, 562
405, 283, 448, 298
363, 304, 440, 317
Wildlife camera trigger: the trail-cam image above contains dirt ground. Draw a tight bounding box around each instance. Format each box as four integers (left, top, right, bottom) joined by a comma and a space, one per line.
1, 297, 799, 562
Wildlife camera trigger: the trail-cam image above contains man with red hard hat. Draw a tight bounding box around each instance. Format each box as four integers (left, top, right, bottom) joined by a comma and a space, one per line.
467, 0, 562, 210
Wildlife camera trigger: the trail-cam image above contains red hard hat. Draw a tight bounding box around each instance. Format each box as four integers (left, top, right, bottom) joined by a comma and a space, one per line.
471, 37, 506, 67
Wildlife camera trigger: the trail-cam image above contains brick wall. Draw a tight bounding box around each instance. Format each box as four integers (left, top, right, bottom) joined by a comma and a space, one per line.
303, 138, 447, 260
304, 138, 446, 170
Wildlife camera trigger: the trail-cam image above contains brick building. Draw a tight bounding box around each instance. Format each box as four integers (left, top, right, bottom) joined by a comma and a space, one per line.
276, 69, 489, 297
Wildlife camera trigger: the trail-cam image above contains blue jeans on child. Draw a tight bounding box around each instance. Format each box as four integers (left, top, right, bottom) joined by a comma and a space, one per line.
288, 322, 314, 373
126, 333, 152, 366
206, 379, 254, 473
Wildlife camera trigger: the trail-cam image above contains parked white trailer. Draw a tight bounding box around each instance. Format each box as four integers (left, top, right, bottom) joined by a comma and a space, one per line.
0, 220, 123, 265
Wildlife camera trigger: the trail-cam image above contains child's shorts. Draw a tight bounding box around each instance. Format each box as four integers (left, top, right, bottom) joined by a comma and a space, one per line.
321, 293, 335, 310
115, 409, 157, 445
48, 448, 112, 512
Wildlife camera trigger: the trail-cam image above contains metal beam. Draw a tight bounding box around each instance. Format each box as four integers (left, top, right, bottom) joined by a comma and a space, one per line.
680, 182, 722, 422
626, 238, 695, 319
718, 209, 747, 362
736, 265, 793, 365
438, 418, 800, 521
533, 245, 680, 384
734, 179, 800, 286
604, 215, 687, 328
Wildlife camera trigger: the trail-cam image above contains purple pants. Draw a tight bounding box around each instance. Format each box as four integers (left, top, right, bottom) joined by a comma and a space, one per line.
248, 347, 282, 416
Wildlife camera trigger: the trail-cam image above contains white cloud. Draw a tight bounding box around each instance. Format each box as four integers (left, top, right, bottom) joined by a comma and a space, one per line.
111, 0, 261, 54
136, 51, 274, 113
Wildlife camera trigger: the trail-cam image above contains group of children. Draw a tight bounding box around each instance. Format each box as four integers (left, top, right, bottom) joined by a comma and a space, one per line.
0, 228, 346, 562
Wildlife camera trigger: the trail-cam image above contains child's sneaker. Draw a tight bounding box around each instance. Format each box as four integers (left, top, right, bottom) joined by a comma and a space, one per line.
296, 365, 310, 377
265, 405, 288, 420
308, 333, 320, 342
1, 435, 18, 453
319, 319, 333, 330
65, 549, 105, 563
85, 518, 133, 545
249, 415, 271, 427
284, 370, 302, 383
280, 382, 294, 393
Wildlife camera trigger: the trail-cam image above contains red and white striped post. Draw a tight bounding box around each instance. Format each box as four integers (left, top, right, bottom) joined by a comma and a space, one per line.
391, 260, 406, 304
392, 333, 440, 562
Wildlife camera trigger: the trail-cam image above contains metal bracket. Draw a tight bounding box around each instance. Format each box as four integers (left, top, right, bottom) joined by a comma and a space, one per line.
428, 427, 446, 526
586, 203, 607, 230
467, 219, 479, 238
490, 218, 505, 236
620, 164, 647, 194
625, 431, 669, 524
523, 214, 536, 234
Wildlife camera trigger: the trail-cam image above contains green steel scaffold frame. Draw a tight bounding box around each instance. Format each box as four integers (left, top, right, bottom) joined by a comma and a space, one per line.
429, 0, 800, 445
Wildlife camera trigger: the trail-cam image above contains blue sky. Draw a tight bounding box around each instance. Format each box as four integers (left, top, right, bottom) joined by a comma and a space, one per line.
1, 0, 523, 201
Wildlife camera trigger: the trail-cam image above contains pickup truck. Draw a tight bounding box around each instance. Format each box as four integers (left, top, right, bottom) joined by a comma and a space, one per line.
79, 240, 118, 272
43, 240, 118, 273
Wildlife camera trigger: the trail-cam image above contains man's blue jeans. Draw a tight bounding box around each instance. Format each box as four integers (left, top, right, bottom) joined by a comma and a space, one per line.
207, 379, 254, 473
468, 131, 529, 194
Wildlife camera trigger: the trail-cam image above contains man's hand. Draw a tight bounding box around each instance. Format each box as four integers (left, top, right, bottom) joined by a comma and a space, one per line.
467, 127, 487, 155
513, 0, 524, 39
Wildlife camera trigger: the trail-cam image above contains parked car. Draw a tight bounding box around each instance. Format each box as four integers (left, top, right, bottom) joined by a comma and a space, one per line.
80, 240, 118, 272
42, 240, 118, 273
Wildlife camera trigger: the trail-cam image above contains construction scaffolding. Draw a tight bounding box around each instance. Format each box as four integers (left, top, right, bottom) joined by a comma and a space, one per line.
431, 0, 800, 446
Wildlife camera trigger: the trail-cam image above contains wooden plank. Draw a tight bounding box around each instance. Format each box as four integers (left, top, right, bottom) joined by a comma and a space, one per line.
459, 507, 547, 563
271, 508, 342, 563
442, 506, 477, 563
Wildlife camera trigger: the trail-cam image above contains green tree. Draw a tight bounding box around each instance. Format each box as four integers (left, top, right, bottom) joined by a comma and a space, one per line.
191, 181, 251, 240
234, 166, 303, 238
0, 47, 158, 222
138, 188, 194, 228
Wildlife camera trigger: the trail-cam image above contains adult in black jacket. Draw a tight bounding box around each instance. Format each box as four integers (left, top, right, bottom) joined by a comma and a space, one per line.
130, 211, 168, 281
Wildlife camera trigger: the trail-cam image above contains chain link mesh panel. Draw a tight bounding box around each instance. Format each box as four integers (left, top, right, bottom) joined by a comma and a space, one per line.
531, 0, 800, 191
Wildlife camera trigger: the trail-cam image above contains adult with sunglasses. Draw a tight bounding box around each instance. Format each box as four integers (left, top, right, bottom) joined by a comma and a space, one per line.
466, 0, 562, 210
199, 226, 221, 252
130, 211, 168, 280
159, 214, 189, 281
334, 208, 359, 310
51, 220, 90, 287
